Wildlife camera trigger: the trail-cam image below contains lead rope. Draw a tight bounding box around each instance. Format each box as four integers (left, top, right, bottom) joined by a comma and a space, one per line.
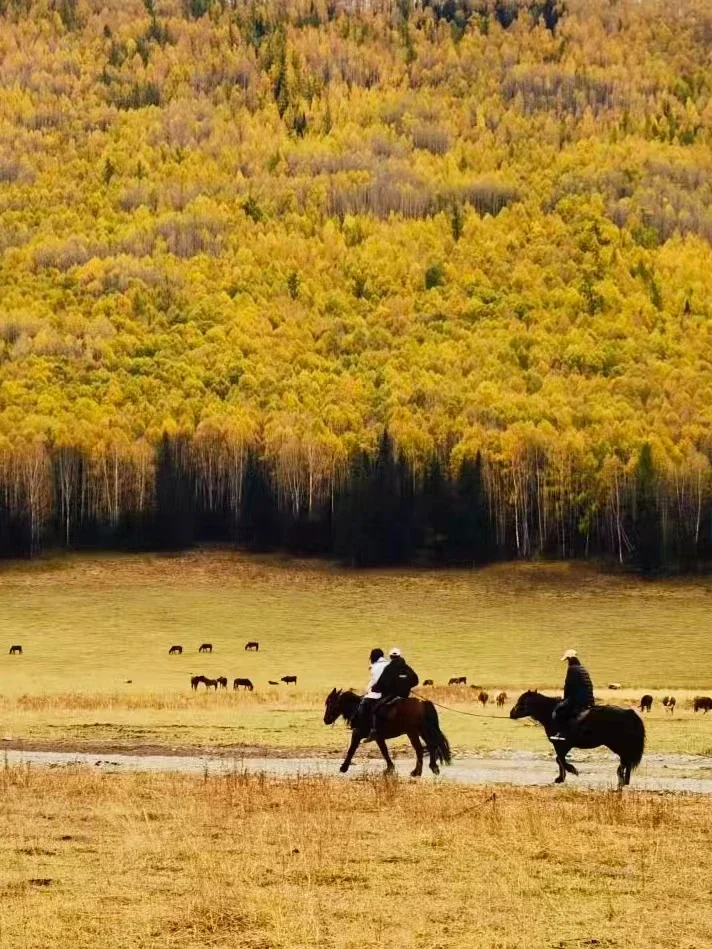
415, 695, 507, 720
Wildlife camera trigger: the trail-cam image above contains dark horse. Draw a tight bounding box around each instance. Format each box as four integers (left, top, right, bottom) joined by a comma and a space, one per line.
324, 689, 451, 777
510, 691, 645, 789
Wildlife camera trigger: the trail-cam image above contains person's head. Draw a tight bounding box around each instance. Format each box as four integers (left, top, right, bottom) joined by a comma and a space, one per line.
369, 648, 384, 664
389, 647, 402, 661
561, 648, 580, 665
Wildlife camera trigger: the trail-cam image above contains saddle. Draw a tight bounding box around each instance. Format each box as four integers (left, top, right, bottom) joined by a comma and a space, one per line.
570, 707, 594, 731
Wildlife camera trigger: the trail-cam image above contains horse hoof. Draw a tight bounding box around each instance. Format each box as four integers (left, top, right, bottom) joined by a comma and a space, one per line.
339, 764, 349, 774
409, 770, 422, 778
430, 765, 440, 776
554, 776, 565, 784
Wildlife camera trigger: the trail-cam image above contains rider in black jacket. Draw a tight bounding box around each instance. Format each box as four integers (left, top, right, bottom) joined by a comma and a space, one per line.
363, 648, 419, 742
551, 649, 595, 741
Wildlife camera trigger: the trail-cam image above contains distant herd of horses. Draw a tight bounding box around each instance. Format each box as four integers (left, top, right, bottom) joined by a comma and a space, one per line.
167, 641, 297, 692
190, 673, 298, 691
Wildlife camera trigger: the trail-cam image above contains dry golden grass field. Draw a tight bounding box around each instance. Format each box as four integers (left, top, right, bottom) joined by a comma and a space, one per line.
1, 766, 711, 949
1, 552, 712, 757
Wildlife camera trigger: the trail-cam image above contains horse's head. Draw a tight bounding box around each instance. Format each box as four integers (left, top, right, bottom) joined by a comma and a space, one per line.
324, 688, 343, 725
510, 689, 538, 720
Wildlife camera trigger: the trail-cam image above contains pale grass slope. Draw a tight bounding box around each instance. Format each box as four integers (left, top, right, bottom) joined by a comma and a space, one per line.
1, 768, 711, 948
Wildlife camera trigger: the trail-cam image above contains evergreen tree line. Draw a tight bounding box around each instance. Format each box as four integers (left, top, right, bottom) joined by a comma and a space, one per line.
0, 434, 709, 574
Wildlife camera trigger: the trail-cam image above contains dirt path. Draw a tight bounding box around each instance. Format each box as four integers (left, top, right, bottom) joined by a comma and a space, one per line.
4, 746, 712, 792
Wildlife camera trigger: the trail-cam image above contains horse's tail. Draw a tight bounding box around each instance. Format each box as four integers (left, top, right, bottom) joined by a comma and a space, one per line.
422, 701, 452, 766
627, 709, 646, 770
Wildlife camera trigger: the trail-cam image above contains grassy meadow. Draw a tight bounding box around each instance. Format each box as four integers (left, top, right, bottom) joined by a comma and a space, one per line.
2, 552, 712, 756
1, 766, 711, 949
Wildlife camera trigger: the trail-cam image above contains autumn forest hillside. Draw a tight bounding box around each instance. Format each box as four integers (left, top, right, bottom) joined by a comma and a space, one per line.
1, 0, 712, 568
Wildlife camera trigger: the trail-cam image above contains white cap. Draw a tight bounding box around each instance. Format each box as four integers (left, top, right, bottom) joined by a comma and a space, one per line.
561, 649, 577, 661
389, 647, 402, 658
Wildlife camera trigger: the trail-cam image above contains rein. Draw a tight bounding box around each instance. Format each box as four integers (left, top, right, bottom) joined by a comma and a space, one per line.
418, 697, 505, 720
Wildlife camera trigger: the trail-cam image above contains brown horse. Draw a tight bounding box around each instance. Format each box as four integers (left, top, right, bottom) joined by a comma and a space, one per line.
233, 677, 254, 691
496, 691, 507, 708
9, 645, 22, 655
323, 690, 451, 778
245, 641, 259, 651
216, 676, 228, 689
477, 690, 489, 707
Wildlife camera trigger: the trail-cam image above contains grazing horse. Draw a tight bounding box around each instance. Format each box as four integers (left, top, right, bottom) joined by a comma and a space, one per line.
448, 676, 466, 686
510, 691, 645, 789
324, 689, 451, 777
663, 695, 676, 713
245, 641, 259, 651
693, 696, 712, 713
216, 676, 228, 689
639, 694, 653, 713
169, 645, 183, 655
203, 678, 219, 690
9, 645, 22, 655
281, 675, 297, 685
496, 691, 507, 708
422, 679, 434, 687
233, 678, 254, 691
198, 643, 213, 653
268, 680, 279, 686
191, 675, 207, 691
477, 690, 489, 707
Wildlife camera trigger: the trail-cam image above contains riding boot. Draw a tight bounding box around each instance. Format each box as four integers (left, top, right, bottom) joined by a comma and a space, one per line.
362, 707, 380, 743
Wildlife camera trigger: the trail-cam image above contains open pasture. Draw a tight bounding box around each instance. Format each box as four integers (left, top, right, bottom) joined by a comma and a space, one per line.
2, 552, 712, 756
1, 766, 711, 949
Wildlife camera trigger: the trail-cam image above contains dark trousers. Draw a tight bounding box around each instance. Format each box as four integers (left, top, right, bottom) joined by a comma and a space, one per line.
367, 692, 410, 734
357, 698, 378, 733
553, 698, 588, 733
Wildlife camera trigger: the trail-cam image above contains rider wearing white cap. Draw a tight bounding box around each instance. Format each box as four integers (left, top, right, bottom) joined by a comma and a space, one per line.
363, 647, 419, 742
551, 649, 595, 741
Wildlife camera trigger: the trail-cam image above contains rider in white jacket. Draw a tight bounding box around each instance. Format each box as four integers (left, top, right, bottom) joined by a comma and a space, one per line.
357, 649, 390, 731
365, 649, 390, 699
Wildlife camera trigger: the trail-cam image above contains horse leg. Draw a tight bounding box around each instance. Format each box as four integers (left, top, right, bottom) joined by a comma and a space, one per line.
562, 745, 579, 777
407, 731, 423, 778
340, 731, 361, 774
423, 729, 440, 776
616, 761, 626, 790
376, 736, 395, 774
552, 745, 568, 783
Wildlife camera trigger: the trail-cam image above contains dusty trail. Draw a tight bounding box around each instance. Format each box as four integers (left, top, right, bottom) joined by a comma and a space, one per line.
4, 747, 712, 793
